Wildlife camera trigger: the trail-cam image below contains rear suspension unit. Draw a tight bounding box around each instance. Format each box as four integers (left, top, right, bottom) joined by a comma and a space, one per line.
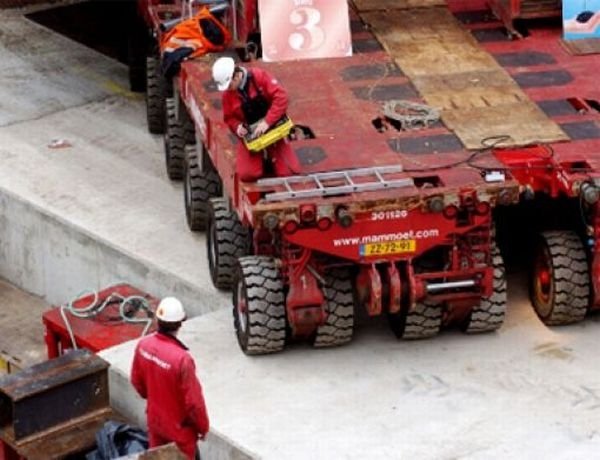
281, 243, 325, 337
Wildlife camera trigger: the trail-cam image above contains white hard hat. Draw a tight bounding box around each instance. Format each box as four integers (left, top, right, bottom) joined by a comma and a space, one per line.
212, 56, 235, 91
156, 297, 186, 322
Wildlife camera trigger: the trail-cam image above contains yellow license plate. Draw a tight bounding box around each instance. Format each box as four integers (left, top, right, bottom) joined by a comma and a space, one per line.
361, 239, 416, 256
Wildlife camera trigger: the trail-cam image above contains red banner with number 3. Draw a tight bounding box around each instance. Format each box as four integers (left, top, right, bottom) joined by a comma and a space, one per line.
259, 0, 353, 62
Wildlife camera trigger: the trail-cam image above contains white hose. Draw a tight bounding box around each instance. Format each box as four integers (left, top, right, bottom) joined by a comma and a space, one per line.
60, 289, 154, 351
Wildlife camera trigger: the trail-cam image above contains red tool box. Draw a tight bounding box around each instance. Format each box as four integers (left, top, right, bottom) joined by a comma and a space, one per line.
43, 284, 158, 359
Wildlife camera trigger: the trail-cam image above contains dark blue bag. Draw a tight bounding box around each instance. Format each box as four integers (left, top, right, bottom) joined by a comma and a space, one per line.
86, 420, 148, 460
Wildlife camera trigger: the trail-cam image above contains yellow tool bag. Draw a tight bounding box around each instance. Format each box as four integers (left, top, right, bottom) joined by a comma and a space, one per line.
244, 116, 294, 152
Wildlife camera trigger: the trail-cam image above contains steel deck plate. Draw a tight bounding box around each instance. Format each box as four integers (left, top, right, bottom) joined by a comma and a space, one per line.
362, 6, 568, 149
181, 0, 600, 203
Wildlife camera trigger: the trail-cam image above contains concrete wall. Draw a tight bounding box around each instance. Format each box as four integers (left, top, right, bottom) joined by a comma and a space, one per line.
0, 187, 215, 315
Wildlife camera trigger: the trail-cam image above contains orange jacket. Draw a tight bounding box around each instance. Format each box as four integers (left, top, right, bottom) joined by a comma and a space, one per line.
161, 7, 231, 58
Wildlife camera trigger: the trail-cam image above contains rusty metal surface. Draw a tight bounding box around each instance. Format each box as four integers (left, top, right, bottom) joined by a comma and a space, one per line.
0, 348, 108, 401
0, 349, 109, 440
10, 408, 125, 460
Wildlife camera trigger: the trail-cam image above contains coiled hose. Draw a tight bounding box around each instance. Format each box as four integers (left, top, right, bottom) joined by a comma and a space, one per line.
60, 289, 154, 351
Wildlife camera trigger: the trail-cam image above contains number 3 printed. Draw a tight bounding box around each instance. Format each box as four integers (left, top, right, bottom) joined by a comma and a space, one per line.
288, 7, 325, 51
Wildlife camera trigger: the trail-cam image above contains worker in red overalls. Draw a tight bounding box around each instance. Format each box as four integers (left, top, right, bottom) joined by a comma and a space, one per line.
130, 297, 209, 460
212, 56, 301, 181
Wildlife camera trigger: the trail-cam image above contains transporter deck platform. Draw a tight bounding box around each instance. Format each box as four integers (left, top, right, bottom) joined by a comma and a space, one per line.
180, 0, 600, 211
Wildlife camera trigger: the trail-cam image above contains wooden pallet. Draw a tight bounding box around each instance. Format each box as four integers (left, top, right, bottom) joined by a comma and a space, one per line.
362, 7, 568, 149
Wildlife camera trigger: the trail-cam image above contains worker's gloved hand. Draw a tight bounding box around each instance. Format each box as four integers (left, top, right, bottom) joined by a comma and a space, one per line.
253, 119, 269, 137
236, 123, 248, 138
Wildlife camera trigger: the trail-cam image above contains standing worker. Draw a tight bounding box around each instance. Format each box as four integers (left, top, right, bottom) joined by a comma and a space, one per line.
212, 56, 301, 181
131, 297, 209, 460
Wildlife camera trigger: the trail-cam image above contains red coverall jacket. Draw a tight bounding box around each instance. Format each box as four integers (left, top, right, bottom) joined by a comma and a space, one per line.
222, 67, 300, 181
131, 332, 209, 459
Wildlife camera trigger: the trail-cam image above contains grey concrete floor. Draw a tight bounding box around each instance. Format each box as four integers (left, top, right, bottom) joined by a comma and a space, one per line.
2, 5, 600, 460
105, 275, 600, 460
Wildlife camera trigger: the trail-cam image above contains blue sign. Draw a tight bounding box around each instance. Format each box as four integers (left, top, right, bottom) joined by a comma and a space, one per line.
564, 0, 600, 40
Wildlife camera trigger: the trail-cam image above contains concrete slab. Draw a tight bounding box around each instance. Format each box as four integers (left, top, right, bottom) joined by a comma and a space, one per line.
103, 274, 600, 460
0, 8, 228, 315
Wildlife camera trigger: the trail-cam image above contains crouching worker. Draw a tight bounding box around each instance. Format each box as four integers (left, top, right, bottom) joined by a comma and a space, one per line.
131, 297, 209, 460
212, 56, 301, 181
161, 5, 231, 78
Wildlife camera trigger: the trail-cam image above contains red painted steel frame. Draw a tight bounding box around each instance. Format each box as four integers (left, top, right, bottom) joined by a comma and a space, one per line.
43, 284, 158, 359
0, 442, 21, 460
154, 1, 600, 324
469, 0, 600, 308
173, 5, 517, 326
486, 0, 561, 36
138, 0, 258, 45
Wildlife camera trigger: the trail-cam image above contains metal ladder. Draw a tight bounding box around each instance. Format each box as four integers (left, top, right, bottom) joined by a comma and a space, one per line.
256, 166, 413, 202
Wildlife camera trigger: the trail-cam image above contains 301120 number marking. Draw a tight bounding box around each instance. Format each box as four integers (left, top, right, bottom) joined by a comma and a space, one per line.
371, 210, 408, 221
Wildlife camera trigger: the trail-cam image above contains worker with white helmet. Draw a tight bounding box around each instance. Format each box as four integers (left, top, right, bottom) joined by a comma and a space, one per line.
212, 56, 301, 181
131, 297, 209, 460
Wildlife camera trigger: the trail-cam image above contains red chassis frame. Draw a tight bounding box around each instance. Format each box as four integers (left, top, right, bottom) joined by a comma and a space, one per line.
147, 0, 600, 340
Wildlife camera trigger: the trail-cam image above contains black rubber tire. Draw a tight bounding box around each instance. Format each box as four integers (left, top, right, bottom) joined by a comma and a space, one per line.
164, 98, 185, 180
389, 300, 442, 340
401, 301, 442, 340
146, 55, 166, 134
233, 256, 287, 355
530, 230, 590, 325
313, 268, 355, 348
207, 197, 250, 290
462, 242, 507, 333
184, 145, 221, 231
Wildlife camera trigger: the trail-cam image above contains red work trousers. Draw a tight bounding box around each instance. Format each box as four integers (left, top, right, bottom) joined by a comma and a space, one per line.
149, 430, 198, 460
236, 138, 301, 182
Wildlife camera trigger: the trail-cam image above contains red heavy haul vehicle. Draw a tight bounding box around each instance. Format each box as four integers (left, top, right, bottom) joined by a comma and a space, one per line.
137, 0, 600, 354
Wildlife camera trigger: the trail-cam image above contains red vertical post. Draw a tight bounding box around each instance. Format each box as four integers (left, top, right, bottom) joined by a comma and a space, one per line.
0, 440, 22, 460
43, 322, 60, 359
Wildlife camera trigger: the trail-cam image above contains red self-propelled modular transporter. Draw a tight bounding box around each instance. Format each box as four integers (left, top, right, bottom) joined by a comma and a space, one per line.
147, 0, 600, 354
